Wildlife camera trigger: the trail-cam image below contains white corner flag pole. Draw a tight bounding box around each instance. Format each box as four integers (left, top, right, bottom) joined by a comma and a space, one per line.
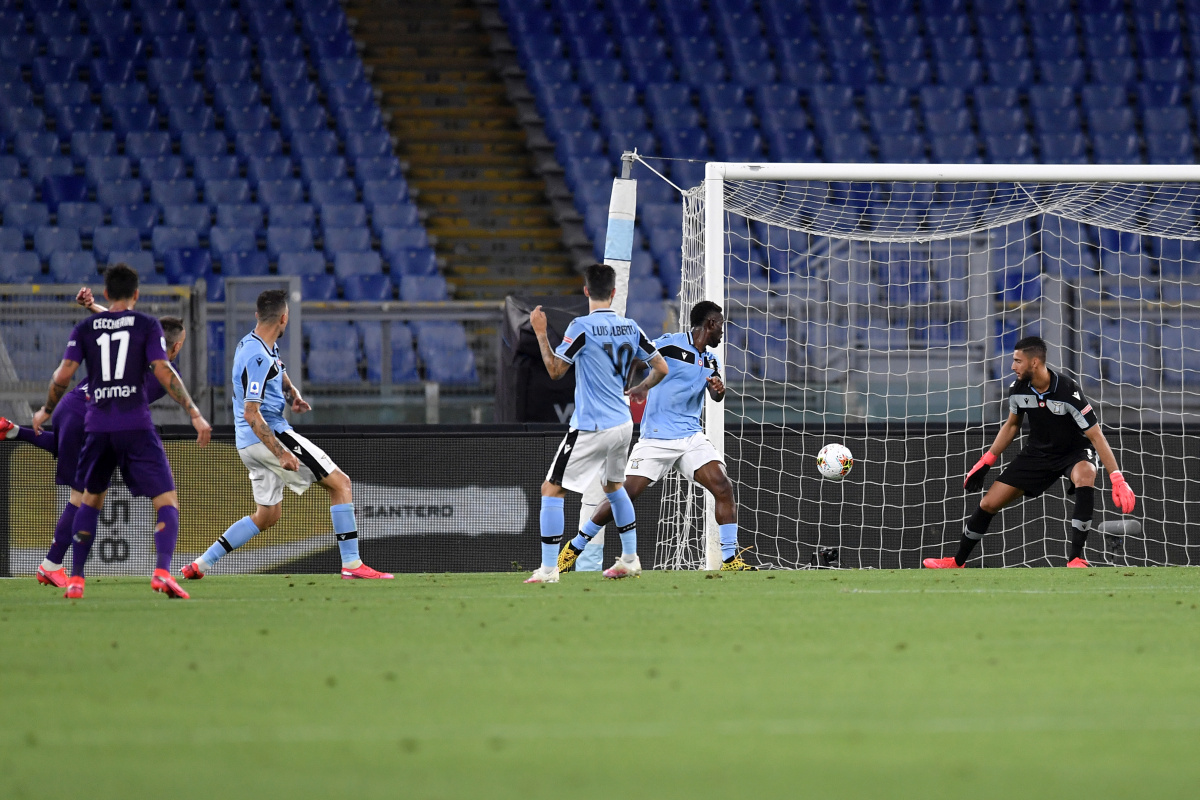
576, 153, 638, 572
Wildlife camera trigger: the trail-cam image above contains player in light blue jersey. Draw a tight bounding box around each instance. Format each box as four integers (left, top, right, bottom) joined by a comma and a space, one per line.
524, 263, 669, 583
559, 301, 755, 572
182, 290, 392, 581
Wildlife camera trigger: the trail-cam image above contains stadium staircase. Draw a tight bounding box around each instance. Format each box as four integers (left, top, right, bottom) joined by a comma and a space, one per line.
344, 0, 579, 299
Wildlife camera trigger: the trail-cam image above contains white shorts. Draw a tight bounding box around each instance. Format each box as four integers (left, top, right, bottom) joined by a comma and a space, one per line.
626, 432, 723, 485
545, 421, 633, 494
238, 430, 340, 506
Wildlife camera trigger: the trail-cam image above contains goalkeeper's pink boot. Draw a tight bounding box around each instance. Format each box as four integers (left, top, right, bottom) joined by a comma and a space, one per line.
37, 565, 69, 587
922, 556, 963, 569
341, 563, 393, 580
152, 569, 190, 599
1066, 557, 1090, 568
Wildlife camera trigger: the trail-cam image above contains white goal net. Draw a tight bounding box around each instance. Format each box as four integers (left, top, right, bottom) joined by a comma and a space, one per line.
655, 163, 1200, 570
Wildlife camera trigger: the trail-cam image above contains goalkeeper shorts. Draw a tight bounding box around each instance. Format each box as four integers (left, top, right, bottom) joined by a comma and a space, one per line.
995, 447, 1098, 498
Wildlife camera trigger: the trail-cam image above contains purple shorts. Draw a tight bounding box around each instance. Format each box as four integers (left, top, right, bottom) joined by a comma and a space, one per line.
52, 407, 86, 491
75, 429, 176, 498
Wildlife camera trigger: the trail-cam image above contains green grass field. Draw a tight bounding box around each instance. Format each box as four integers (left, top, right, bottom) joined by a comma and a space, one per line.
2, 568, 1198, 799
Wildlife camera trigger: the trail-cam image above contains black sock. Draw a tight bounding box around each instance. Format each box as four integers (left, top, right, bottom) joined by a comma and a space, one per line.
955, 508, 996, 565
1068, 487, 1095, 560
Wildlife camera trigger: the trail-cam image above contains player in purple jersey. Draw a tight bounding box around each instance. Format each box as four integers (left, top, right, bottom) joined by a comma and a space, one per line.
31, 264, 211, 600
0, 289, 189, 587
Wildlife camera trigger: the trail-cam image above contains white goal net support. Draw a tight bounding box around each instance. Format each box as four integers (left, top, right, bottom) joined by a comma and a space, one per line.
655, 162, 1200, 570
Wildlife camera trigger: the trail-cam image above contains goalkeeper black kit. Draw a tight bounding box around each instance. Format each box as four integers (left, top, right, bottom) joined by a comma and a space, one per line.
995, 369, 1100, 498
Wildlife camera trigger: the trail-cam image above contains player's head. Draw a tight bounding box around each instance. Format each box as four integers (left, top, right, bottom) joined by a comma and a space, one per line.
255, 289, 289, 333
159, 316, 185, 361
1012, 335, 1048, 380
103, 263, 139, 304
690, 300, 724, 344
583, 262, 616, 304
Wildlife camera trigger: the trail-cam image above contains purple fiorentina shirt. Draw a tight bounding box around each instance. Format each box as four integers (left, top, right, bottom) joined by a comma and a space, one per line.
63, 310, 168, 432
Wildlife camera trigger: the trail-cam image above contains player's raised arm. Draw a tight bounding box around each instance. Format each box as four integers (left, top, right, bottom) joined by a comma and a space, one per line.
531, 305, 572, 380
1084, 426, 1135, 513
75, 286, 106, 314
150, 359, 211, 446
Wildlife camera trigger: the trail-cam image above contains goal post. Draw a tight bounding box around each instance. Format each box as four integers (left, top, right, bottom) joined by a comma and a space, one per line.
658, 160, 1200, 570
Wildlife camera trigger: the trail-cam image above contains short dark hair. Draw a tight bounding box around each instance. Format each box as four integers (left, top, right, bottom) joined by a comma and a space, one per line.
584, 262, 616, 299
104, 263, 139, 300
1014, 335, 1047, 362
159, 316, 185, 347
690, 300, 723, 328
256, 289, 289, 322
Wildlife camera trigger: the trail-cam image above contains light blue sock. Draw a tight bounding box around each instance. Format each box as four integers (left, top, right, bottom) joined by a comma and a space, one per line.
571, 518, 602, 551
719, 523, 739, 561
606, 488, 637, 556
331, 503, 359, 565
539, 496, 565, 569
201, 516, 259, 568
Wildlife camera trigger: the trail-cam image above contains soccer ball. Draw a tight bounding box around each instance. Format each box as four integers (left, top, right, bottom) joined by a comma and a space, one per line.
816, 443, 854, 481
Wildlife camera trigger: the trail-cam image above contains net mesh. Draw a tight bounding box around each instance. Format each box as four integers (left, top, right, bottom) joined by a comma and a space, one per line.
657, 176, 1200, 570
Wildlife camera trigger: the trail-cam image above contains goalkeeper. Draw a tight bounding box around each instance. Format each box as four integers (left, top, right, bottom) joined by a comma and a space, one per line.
924, 336, 1136, 569
559, 301, 754, 572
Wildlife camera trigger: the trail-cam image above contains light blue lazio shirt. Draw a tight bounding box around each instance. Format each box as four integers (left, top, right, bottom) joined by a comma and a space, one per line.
639, 331, 721, 440
231, 331, 293, 449
554, 308, 658, 432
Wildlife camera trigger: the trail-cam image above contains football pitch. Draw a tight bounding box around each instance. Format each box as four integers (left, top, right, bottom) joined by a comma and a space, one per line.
2, 568, 1198, 800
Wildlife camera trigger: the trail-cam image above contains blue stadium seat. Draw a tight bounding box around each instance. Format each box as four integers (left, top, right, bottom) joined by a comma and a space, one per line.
109, 251, 156, 275
139, 156, 186, 184
978, 108, 1026, 136
13, 134, 57, 162
925, 109, 971, 136
268, 204, 316, 229
1090, 57, 1137, 86
193, 156, 241, 183
400, 275, 449, 302
157, 81, 205, 111
268, 226, 315, 258
219, 250, 270, 277
0, 252, 42, 283
307, 350, 360, 384
162, 205, 211, 236
54, 202, 104, 236
333, 251, 382, 278
936, 59, 983, 88
277, 252, 326, 276
359, 321, 419, 382
213, 84, 263, 117
0, 227, 25, 252
92, 226, 143, 263
42, 175, 88, 211
0, 157, 17, 181
48, 251, 96, 283
318, 58, 364, 90
380, 227, 429, 253
205, 179, 252, 206
1038, 58, 1085, 85
259, 33, 306, 61
143, 8, 186, 36
362, 180, 409, 210
151, 180, 198, 207
83, 156, 130, 189
371, 203, 420, 234
45, 82, 91, 108
344, 131, 392, 159
930, 135, 981, 162
1138, 81, 1182, 109
1032, 107, 1082, 135
34, 226, 82, 259
3, 107, 47, 136
300, 273, 338, 300
203, 59, 251, 89
4, 203, 51, 235
247, 157, 294, 186
1081, 84, 1128, 114
986, 133, 1035, 163
389, 248, 438, 277
324, 226, 371, 256
145, 59, 193, 91
111, 103, 159, 136
321, 204, 367, 231
124, 132, 172, 160
1146, 132, 1193, 163
419, 348, 477, 385
1143, 58, 1187, 84
327, 82, 375, 112
25, 158, 73, 188
109, 204, 158, 237
210, 226, 258, 258
258, 180, 305, 207
1092, 133, 1141, 163
310, 179, 358, 207
228, 107, 275, 137
152, 227, 199, 258
162, 247, 212, 283
291, 131, 339, 158
0, 179, 36, 207
281, 104, 328, 136
341, 273, 392, 302
877, 134, 928, 163
181, 132, 230, 161
208, 34, 252, 62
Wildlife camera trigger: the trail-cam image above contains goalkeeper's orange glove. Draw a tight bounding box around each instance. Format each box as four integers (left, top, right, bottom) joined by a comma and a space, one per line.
1110, 471, 1136, 514
964, 451, 997, 492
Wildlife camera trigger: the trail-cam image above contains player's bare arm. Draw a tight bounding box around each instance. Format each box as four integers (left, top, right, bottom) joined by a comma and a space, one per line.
33, 359, 81, 433
1085, 425, 1136, 513
706, 373, 726, 402
626, 352, 669, 403
530, 305, 571, 380
244, 400, 300, 471
281, 372, 311, 414
151, 359, 211, 447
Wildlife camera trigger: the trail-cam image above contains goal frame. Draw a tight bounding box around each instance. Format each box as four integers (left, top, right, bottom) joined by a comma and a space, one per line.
696, 161, 1200, 570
